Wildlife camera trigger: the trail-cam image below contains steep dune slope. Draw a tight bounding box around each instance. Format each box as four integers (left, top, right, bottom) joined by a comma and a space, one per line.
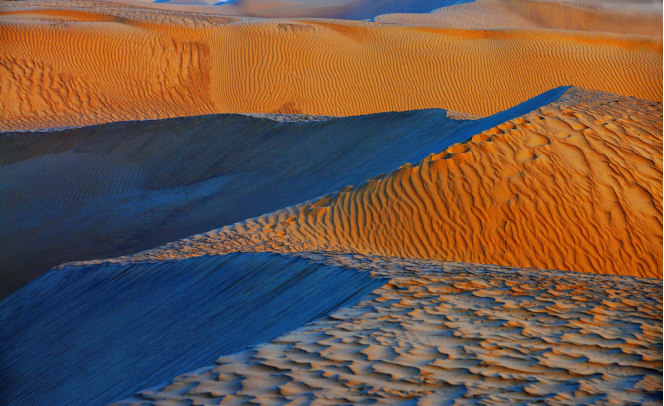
377, 0, 663, 37
0, 253, 385, 406
112, 254, 663, 405
0, 0, 661, 130
0, 87, 566, 299
92, 87, 662, 278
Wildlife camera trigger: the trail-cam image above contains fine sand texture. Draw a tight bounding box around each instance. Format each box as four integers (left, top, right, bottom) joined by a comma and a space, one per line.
377, 0, 663, 37
92, 0, 469, 20
0, 0, 661, 130
0, 86, 565, 299
0, 253, 385, 406
78, 87, 662, 278
110, 253, 663, 405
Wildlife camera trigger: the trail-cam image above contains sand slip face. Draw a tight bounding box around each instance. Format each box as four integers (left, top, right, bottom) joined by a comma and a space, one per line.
0, 0, 662, 130
0, 253, 385, 406
377, 0, 663, 37
0, 86, 564, 299
80, 87, 662, 278
112, 253, 663, 406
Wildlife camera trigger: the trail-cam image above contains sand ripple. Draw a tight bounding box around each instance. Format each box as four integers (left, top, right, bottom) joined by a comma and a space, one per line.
112, 254, 662, 405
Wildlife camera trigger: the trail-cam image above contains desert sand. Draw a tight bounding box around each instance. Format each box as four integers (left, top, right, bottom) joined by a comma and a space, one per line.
0, 0, 661, 130
76, 87, 662, 278
0, 1, 662, 405
0, 86, 563, 299
112, 253, 663, 406
377, 0, 663, 37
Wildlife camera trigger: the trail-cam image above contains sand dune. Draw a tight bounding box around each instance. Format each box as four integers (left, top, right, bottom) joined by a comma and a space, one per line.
0, 86, 565, 299
0, 0, 661, 130
112, 253, 663, 405
0, 253, 384, 406
96, 0, 467, 20
377, 0, 663, 37
85, 87, 662, 278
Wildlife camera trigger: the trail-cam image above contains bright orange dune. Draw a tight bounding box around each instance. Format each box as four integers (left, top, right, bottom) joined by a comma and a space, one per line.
93, 87, 662, 278
377, 0, 663, 37
0, 0, 661, 131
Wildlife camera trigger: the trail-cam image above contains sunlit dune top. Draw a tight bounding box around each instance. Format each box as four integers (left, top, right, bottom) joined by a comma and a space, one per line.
64, 87, 663, 278
0, 0, 661, 131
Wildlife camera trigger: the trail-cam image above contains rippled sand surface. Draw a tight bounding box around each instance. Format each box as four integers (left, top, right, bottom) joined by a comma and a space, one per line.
1, 1, 661, 405
1, 0, 661, 130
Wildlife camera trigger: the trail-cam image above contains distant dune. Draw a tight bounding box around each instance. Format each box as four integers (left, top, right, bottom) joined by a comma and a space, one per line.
89, 87, 662, 278
377, 0, 663, 37
1, 0, 661, 130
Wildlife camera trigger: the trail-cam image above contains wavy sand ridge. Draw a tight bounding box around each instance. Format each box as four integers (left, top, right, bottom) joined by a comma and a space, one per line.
81, 88, 662, 278
377, 0, 663, 37
0, 86, 564, 299
113, 253, 663, 405
1, 0, 661, 130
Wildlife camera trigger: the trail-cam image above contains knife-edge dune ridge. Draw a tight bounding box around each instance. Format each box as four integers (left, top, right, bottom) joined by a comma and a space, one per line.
0, 86, 567, 300
0, 0, 661, 131
75, 87, 662, 278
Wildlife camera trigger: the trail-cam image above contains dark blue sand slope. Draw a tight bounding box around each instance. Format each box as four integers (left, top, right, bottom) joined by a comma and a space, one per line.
0, 253, 386, 406
0, 86, 569, 298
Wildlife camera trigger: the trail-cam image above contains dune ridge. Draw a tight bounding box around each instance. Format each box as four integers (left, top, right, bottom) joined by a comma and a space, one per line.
111, 253, 663, 405
75, 87, 662, 278
377, 0, 663, 37
0, 86, 568, 299
1, 0, 661, 130
0, 252, 385, 406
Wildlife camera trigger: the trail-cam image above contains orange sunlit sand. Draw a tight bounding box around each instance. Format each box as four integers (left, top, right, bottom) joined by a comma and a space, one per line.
0, 0, 661, 405
0, 0, 661, 130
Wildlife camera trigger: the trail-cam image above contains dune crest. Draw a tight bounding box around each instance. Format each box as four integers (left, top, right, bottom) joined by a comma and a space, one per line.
113, 253, 663, 406
235, 88, 663, 277
80, 88, 662, 278
377, 0, 663, 37
0, 0, 661, 130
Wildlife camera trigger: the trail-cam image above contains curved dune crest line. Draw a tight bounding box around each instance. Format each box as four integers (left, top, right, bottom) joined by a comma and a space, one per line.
377, 0, 663, 37
0, 252, 386, 406
245, 88, 663, 277
113, 255, 663, 406
0, 0, 662, 130
0, 86, 565, 299
94, 87, 662, 278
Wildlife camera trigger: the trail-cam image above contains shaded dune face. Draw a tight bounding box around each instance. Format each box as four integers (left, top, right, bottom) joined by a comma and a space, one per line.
112, 255, 663, 406
0, 253, 385, 406
96, 88, 662, 278
0, 87, 566, 299
377, 0, 663, 37
0, 0, 661, 131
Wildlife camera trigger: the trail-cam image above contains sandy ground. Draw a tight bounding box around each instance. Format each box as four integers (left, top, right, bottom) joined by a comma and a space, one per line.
0, 0, 661, 130
0, 253, 385, 406
102, 252, 660, 405
72, 87, 663, 278
0, 86, 562, 299
1, 1, 661, 404
377, 0, 662, 37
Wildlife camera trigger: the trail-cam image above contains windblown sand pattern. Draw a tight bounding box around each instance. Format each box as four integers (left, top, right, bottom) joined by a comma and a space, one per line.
81, 88, 662, 278
2, 1, 662, 404
377, 0, 663, 37
0, 87, 564, 299
0, 0, 661, 130
112, 253, 663, 406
